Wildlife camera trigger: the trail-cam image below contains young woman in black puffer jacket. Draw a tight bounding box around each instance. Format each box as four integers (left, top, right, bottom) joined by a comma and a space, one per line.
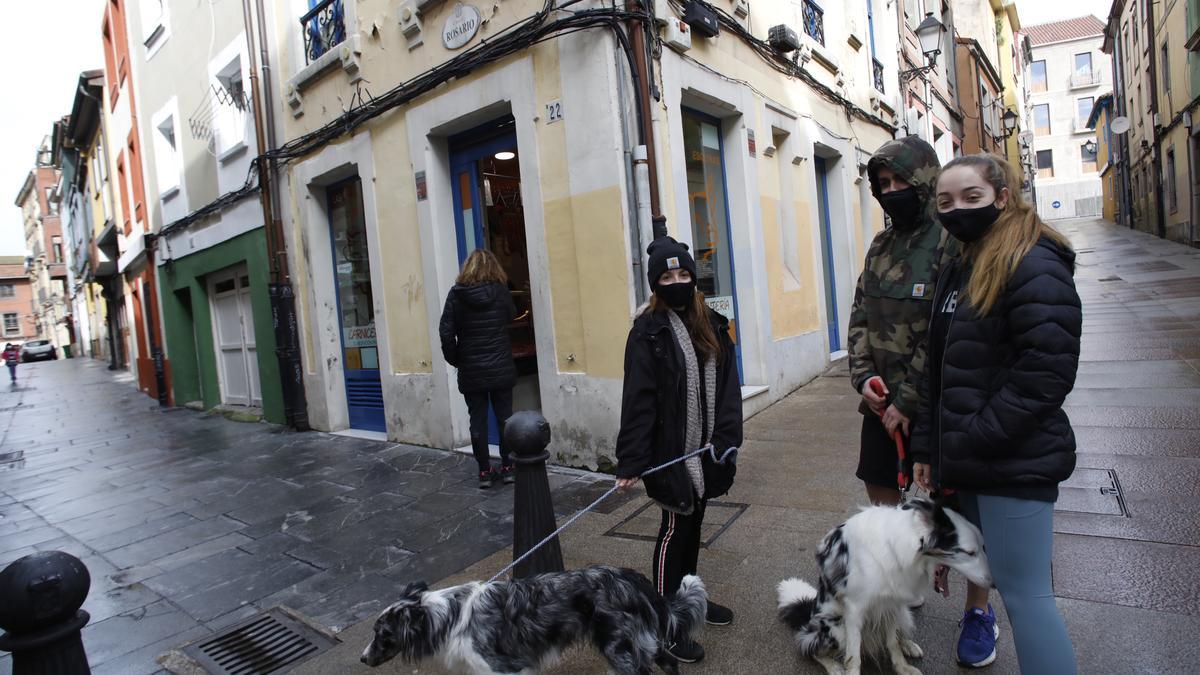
614, 237, 742, 665
439, 249, 518, 488
912, 154, 1080, 675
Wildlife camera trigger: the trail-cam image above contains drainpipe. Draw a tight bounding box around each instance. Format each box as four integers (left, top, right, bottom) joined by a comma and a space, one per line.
1147, 0, 1166, 238
628, 4, 661, 220
243, 0, 309, 430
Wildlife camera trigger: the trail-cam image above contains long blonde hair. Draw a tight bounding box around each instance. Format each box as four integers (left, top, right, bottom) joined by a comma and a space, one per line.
456, 249, 508, 286
939, 154, 1072, 317
648, 289, 723, 364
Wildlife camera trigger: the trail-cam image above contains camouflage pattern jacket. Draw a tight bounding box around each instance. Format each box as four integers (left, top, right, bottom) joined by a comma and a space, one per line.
847, 137, 957, 418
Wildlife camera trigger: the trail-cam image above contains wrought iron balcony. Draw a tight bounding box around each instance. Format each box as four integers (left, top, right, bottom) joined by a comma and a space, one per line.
872, 58, 885, 94
1069, 69, 1101, 89
802, 0, 824, 47
301, 0, 346, 66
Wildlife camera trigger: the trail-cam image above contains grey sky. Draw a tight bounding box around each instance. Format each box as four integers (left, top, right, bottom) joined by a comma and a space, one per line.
1, 3, 100, 256
0, 0, 1115, 257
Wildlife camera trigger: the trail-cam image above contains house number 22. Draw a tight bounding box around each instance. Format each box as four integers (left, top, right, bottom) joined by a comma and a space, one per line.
545, 100, 563, 124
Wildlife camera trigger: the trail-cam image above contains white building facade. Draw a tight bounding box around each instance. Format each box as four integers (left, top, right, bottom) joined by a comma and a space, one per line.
1025, 17, 1110, 220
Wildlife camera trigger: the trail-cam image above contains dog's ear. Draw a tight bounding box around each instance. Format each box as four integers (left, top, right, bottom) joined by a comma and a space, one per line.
919, 502, 960, 555
401, 581, 429, 597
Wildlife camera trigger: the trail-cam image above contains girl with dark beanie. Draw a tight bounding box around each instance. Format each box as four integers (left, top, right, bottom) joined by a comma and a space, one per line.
614, 236, 743, 665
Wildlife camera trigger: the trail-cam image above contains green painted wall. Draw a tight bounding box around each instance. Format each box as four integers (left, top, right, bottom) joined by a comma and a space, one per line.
158, 228, 284, 423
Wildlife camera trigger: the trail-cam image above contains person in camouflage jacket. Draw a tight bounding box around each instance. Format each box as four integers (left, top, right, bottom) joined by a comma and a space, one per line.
847, 135, 957, 504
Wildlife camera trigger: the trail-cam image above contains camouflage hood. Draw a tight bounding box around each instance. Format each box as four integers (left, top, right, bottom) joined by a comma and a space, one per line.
867, 136, 941, 200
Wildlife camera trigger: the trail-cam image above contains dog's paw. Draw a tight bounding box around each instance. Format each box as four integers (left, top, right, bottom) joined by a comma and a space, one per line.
901, 639, 924, 659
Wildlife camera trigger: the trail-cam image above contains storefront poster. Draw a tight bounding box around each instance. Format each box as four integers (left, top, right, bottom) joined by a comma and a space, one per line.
706, 295, 735, 321
344, 324, 376, 348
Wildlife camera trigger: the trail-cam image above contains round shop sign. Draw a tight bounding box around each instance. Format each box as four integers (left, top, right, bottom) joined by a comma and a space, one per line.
1052, 200, 1062, 209
443, 3, 481, 50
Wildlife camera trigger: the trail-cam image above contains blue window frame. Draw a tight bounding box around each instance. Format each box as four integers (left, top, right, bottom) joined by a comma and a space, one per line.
302, 0, 345, 65
681, 108, 743, 382
803, 0, 825, 46
814, 157, 840, 351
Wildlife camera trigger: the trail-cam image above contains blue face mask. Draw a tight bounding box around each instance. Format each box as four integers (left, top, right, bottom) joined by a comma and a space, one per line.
937, 203, 1001, 243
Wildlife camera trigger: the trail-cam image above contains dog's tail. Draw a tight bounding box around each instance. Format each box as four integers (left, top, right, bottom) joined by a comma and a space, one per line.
777, 578, 819, 631
667, 575, 708, 639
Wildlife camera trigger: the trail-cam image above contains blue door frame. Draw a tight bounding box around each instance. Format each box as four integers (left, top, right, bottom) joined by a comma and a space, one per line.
327, 178, 386, 432
681, 108, 744, 383
813, 157, 840, 351
449, 130, 519, 445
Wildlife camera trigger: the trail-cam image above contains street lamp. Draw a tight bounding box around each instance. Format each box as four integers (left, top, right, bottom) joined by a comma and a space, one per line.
1083, 139, 1098, 156
1002, 109, 1019, 136
900, 13, 946, 82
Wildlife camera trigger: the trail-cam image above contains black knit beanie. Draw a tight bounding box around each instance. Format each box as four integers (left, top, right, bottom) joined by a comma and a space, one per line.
646, 236, 697, 289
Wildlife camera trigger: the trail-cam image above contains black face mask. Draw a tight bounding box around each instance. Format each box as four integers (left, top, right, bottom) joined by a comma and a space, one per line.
937, 203, 1002, 243
655, 281, 696, 309
877, 187, 923, 230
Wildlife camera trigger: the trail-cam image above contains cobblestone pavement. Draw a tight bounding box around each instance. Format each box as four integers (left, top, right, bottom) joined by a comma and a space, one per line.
0, 364, 621, 674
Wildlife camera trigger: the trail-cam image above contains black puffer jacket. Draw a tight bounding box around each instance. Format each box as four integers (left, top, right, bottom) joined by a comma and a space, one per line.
911, 236, 1082, 497
614, 306, 742, 513
438, 282, 518, 394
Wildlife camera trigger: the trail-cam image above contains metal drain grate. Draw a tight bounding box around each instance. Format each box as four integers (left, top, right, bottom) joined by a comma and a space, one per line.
181, 607, 337, 674
604, 500, 749, 547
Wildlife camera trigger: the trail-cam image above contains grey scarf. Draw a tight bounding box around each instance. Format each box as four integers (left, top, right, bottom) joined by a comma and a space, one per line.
665, 309, 716, 512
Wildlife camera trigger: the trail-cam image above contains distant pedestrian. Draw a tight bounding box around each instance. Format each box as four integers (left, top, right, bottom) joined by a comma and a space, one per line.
3, 343, 18, 383
614, 236, 742, 666
913, 153, 1080, 675
439, 249, 519, 489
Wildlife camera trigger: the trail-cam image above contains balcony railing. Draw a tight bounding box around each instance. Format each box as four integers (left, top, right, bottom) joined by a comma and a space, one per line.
301, 0, 346, 66
802, 0, 824, 47
1070, 69, 1101, 88
872, 58, 885, 94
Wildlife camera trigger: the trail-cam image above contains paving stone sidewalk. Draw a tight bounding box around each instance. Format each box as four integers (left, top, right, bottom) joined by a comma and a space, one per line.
299, 217, 1200, 675
0, 365, 621, 674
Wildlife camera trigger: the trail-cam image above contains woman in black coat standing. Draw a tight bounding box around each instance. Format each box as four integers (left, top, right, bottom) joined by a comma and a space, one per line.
614, 237, 742, 665
912, 154, 1080, 674
439, 249, 518, 488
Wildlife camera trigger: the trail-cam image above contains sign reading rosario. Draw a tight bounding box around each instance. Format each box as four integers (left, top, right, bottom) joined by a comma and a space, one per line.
344, 324, 377, 348
442, 3, 481, 50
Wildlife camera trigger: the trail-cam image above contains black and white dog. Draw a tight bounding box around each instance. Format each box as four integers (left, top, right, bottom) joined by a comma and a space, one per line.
777, 498, 992, 675
361, 565, 707, 674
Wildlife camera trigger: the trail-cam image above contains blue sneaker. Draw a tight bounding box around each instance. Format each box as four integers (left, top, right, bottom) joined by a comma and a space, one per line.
957, 604, 999, 667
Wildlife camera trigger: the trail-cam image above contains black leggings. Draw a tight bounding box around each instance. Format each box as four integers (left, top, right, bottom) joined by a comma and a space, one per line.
463, 388, 513, 472
652, 498, 706, 598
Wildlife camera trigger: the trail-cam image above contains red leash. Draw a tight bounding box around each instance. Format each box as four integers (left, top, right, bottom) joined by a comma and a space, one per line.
868, 377, 909, 490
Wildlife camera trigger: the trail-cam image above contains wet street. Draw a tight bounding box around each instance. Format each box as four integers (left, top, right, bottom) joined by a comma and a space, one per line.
0, 366, 619, 674
3, 217, 1200, 674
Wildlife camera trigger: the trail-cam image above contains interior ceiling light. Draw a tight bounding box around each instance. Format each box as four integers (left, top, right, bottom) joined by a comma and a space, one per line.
494, 151, 515, 161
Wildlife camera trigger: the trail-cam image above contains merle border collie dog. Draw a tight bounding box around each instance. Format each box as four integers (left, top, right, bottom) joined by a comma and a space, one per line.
361, 565, 707, 674
776, 498, 992, 675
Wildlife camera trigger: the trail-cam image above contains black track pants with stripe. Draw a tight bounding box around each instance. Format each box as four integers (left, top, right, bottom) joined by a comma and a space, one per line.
652, 497, 707, 599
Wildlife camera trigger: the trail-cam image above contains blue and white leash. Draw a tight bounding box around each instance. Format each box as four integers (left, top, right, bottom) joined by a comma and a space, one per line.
487, 444, 740, 583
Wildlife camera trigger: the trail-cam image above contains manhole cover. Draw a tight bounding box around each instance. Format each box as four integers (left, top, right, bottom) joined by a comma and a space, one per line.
604, 500, 748, 547
179, 607, 337, 674
1056, 468, 1128, 517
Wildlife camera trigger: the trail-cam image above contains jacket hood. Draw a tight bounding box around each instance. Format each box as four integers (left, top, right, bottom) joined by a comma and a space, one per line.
1036, 234, 1077, 274
454, 282, 501, 308
867, 136, 941, 199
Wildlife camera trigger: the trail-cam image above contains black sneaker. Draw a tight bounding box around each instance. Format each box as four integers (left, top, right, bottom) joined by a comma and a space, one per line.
478, 470, 494, 489
499, 464, 515, 484
705, 601, 733, 626
666, 638, 705, 664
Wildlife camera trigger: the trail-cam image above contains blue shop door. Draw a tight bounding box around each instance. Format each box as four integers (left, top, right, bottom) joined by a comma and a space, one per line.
449, 131, 520, 446
814, 157, 841, 351
328, 177, 386, 432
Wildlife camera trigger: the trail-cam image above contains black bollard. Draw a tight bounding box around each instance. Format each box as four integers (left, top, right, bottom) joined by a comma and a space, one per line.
0, 551, 92, 675
506, 411, 565, 579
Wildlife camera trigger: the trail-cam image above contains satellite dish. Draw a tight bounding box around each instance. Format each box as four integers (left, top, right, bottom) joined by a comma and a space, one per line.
1018, 131, 1034, 145
1111, 116, 1131, 134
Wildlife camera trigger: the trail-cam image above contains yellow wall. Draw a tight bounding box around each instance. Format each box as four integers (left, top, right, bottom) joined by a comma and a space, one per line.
1157, 0, 1195, 237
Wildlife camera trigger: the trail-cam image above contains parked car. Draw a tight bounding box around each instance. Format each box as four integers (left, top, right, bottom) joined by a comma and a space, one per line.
21, 340, 57, 362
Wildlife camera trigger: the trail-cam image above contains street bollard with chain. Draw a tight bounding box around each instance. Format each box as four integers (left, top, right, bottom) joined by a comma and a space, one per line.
0, 551, 92, 674
506, 411, 565, 579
